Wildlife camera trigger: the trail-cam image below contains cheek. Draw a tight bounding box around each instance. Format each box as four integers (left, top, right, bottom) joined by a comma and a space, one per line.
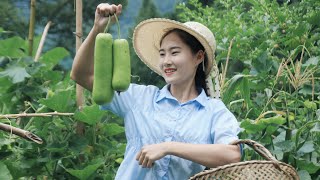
158, 58, 164, 69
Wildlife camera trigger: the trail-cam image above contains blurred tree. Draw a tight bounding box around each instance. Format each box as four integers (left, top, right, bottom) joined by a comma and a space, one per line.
198, 0, 214, 6
0, 0, 128, 69
32, 0, 128, 68
0, 0, 27, 38
129, 0, 165, 87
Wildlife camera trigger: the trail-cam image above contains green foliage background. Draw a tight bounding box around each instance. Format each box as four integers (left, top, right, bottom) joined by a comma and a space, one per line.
0, 0, 319, 179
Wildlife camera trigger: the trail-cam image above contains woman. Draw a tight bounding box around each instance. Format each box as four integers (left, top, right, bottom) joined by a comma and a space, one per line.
70, 3, 241, 180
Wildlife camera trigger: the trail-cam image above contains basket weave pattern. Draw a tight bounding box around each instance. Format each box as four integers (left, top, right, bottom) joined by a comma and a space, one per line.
189, 140, 299, 180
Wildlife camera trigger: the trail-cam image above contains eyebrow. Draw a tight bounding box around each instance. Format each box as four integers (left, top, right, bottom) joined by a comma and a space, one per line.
159, 46, 181, 52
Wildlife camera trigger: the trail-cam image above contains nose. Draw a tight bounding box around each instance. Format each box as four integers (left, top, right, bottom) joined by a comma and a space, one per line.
162, 54, 172, 67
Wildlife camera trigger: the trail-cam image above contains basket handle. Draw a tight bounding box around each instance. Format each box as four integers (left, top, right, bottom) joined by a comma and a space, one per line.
230, 139, 278, 162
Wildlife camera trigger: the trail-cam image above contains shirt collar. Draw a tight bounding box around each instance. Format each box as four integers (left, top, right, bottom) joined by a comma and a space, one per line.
156, 84, 208, 107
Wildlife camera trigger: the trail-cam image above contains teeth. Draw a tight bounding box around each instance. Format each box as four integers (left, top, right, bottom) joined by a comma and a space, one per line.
165, 69, 176, 73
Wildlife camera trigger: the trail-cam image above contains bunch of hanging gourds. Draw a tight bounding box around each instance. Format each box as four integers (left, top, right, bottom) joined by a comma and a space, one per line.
92, 15, 131, 105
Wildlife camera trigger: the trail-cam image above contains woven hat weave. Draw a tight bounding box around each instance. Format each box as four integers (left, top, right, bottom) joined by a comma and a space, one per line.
132, 18, 216, 77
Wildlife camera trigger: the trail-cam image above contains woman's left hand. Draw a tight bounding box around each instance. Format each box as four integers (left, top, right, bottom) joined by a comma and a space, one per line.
136, 143, 169, 168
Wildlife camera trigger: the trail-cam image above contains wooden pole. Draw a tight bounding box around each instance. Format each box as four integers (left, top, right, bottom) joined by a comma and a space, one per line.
0, 112, 74, 119
34, 21, 52, 62
0, 123, 43, 144
28, 0, 36, 56
75, 0, 85, 135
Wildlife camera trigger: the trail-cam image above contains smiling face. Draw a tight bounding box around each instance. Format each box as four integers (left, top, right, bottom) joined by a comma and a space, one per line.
159, 31, 204, 86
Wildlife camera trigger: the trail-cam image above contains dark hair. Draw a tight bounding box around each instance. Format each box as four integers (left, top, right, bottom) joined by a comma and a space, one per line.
160, 29, 209, 96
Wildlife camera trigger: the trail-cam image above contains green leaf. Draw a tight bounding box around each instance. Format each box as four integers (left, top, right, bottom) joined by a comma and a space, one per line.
42, 70, 63, 84
307, 11, 320, 26
115, 158, 123, 164
52, 117, 67, 129
40, 47, 69, 70
303, 100, 317, 110
0, 162, 12, 180
240, 119, 266, 134
305, 56, 319, 66
0, 63, 30, 83
296, 159, 320, 174
240, 77, 252, 107
259, 116, 286, 125
265, 125, 278, 134
46, 142, 68, 153
0, 77, 12, 94
103, 123, 125, 137
298, 170, 312, 180
223, 74, 245, 104
0, 138, 15, 146
69, 135, 89, 153
74, 105, 107, 125
38, 90, 74, 112
274, 140, 295, 152
65, 160, 104, 180
0, 36, 27, 58
310, 122, 320, 132
297, 141, 314, 155
252, 50, 272, 73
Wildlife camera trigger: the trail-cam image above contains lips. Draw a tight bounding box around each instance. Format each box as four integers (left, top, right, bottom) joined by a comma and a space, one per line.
164, 68, 176, 75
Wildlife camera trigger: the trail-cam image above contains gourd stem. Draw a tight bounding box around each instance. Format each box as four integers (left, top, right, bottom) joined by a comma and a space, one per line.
114, 14, 121, 39
104, 15, 112, 33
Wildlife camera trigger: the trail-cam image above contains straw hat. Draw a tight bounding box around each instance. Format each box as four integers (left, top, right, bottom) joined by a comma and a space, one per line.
132, 18, 216, 77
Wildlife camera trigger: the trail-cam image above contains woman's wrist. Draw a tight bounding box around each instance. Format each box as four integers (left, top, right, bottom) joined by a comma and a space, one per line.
164, 141, 175, 155
92, 25, 104, 34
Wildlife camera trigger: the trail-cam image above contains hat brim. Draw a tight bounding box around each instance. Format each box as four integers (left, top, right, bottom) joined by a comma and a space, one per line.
133, 18, 213, 76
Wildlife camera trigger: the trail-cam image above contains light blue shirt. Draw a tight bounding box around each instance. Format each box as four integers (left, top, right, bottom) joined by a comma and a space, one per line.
101, 84, 241, 180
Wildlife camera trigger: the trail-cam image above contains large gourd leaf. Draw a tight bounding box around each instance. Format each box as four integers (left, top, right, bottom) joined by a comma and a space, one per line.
39, 47, 69, 70
0, 36, 27, 58
38, 90, 74, 112
74, 105, 107, 125
0, 63, 30, 83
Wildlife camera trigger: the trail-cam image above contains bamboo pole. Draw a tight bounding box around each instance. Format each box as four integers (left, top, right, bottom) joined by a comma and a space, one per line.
28, 0, 36, 56
75, 0, 85, 135
34, 21, 52, 62
0, 123, 43, 144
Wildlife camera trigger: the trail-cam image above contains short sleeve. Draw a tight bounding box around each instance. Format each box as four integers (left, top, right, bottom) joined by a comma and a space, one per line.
100, 84, 147, 118
210, 102, 241, 145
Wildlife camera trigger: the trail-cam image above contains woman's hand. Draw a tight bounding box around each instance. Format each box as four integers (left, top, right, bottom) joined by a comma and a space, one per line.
94, 3, 122, 33
136, 143, 169, 168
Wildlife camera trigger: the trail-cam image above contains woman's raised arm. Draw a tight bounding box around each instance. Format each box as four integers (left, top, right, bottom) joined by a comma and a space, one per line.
70, 3, 122, 91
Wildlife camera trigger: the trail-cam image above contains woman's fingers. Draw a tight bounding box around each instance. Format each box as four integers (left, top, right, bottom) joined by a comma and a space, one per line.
141, 156, 149, 167
136, 150, 141, 161
146, 160, 153, 168
97, 3, 122, 17
138, 152, 146, 167
115, 4, 122, 16
136, 150, 154, 168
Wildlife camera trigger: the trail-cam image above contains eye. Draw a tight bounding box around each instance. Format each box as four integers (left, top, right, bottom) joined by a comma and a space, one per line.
159, 52, 165, 57
172, 51, 179, 55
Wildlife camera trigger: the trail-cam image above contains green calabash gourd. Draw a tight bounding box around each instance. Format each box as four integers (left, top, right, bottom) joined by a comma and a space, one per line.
92, 33, 114, 105
112, 14, 131, 92
112, 39, 131, 91
92, 15, 131, 105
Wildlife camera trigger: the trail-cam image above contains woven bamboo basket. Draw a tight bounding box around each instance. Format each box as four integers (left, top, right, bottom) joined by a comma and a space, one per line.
189, 139, 299, 180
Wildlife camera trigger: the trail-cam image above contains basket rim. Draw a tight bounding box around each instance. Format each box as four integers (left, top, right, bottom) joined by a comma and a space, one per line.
189, 160, 299, 179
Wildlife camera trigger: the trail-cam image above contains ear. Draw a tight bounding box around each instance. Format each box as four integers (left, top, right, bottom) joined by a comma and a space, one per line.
195, 50, 205, 66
